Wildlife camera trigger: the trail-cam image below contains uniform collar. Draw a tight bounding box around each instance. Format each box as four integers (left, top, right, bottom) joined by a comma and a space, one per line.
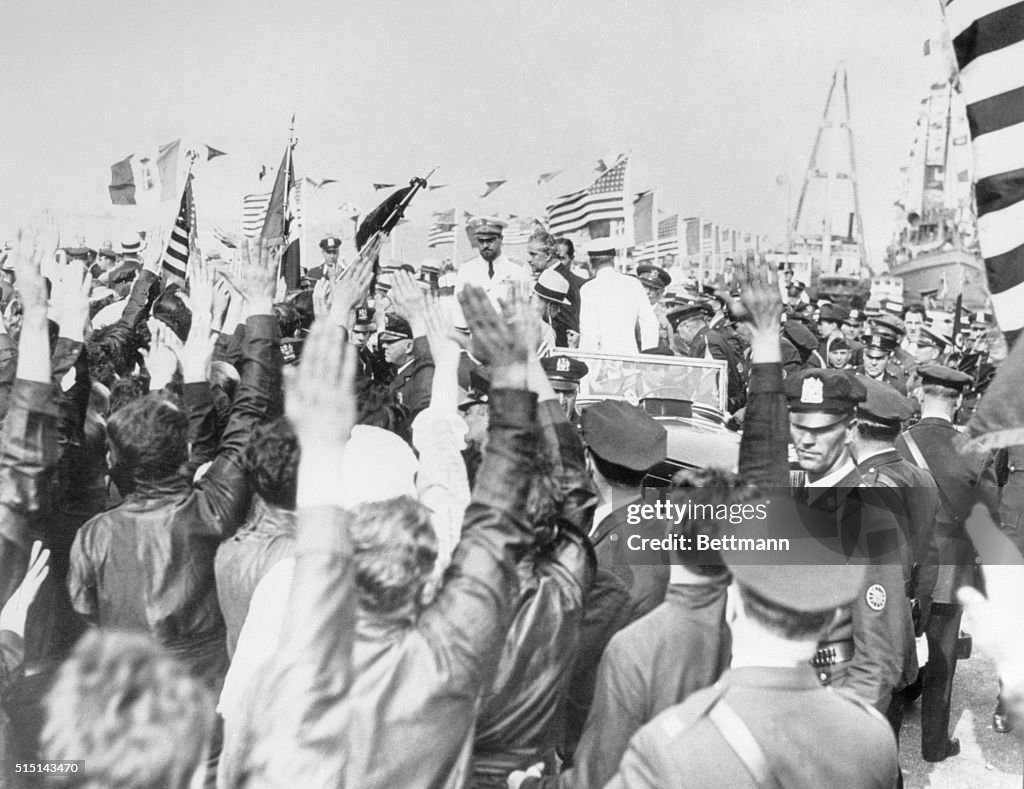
806, 457, 856, 489
719, 664, 822, 690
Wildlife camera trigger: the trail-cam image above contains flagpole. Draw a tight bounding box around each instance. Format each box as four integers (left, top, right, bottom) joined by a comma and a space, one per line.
651, 189, 659, 268
451, 202, 459, 271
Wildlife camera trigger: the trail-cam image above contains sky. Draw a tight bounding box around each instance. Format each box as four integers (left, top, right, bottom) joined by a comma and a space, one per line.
1, 0, 942, 270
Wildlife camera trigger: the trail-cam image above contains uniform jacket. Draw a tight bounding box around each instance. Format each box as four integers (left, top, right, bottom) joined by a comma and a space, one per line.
553, 261, 586, 330
605, 665, 899, 789
540, 576, 731, 789
738, 362, 915, 712
243, 389, 542, 789
680, 326, 745, 412
471, 402, 597, 787
387, 336, 434, 420
854, 367, 908, 396
856, 448, 941, 612
68, 315, 280, 686
579, 268, 660, 355
896, 416, 1001, 602
591, 504, 670, 623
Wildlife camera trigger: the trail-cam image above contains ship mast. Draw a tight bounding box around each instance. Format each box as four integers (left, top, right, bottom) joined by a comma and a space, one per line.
791, 63, 866, 280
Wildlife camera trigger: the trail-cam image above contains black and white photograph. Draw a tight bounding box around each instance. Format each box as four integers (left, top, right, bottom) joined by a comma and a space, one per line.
1, 0, 1024, 786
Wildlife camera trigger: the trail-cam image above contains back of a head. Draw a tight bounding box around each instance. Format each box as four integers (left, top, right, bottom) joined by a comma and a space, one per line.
357, 378, 409, 435
42, 630, 214, 789
739, 584, 835, 642
107, 394, 189, 481
669, 468, 760, 576
245, 416, 300, 509
151, 290, 192, 343
349, 496, 438, 614
289, 289, 315, 331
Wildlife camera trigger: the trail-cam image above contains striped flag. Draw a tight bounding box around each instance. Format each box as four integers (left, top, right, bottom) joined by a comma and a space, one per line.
546, 157, 629, 236
160, 175, 194, 286
428, 209, 456, 247
242, 192, 271, 237
943, 0, 1024, 338
503, 217, 534, 245
212, 225, 238, 249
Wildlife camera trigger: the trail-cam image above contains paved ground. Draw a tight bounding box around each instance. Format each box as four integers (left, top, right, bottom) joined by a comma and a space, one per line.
902, 622, 1023, 788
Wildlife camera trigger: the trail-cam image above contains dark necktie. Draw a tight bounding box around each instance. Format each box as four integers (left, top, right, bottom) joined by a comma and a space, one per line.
487, 260, 494, 279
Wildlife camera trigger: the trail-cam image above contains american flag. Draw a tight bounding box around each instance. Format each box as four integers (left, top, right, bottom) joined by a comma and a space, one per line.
242, 192, 271, 237
634, 214, 680, 261
546, 157, 629, 235
943, 0, 1024, 338
428, 209, 456, 247
160, 175, 194, 286
503, 217, 534, 245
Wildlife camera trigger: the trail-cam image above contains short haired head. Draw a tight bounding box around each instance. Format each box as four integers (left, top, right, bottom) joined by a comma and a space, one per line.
107, 394, 189, 481
42, 630, 214, 789
349, 496, 438, 614
152, 289, 192, 343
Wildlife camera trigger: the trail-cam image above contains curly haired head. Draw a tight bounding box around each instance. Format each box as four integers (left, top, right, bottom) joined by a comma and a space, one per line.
349, 497, 438, 614
244, 417, 300, 509
42, 631, 214, 789
356, 378, 408, 435
107, 394, 189, 480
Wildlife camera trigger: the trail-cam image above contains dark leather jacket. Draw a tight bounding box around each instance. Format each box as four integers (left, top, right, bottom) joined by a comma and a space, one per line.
68, 315, 280, 686
470, 400, 597, 786
243, 389, 540, 789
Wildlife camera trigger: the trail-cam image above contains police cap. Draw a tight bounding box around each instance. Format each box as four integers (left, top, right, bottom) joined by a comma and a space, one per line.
467, 216, 507, 238
857, 376, 915, 425
870, 313, 905, 339
917, 364, 972, 390
862, 334, 898, 354
97, 248, 117, 262
818, 303, 849, 323
319, 236, 342, 252
785, 369, 866, 414
378, 313, 413, 341
666, 302, 708, 328
843, 309, 865, 326
581, 400, 667, 471
636, 265, 671, 290
917, 325, 951, 349
352, 305, 376, 328
585, 237, 617, 258
540, 354, 589, 391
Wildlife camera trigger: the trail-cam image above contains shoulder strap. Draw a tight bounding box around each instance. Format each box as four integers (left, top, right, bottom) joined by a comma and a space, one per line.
903, 431, 962, 523
707, 698, 783, 789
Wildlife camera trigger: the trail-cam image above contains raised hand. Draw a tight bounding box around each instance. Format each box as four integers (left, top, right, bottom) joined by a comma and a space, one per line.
422, 295, 464, 371
180, 291, 215, 383
142, 319, 183, 391
235, 237, 280, 315
389, 270, 426, 335
458, 284, 530, 388
330, 251, 375, 327
0, 541, 50, 638
312, 277, 331, 321
49, 259, 93, 342
737, 250, 782, 362
12, 225, 49, 324
188, 254, 216, 326
143, 228, 165, 274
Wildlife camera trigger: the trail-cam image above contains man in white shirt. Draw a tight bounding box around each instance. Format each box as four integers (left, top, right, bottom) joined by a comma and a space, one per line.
578, 238, 659, 355
454, 216, 530, 305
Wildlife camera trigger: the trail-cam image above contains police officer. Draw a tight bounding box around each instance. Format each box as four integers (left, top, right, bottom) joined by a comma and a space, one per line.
378, 313, 433, 419
351, 306, 390, 382
635, 264, 673, 352
897, 364, 1002, 759
852, 377, 942, 755
857, 334, 908, 395
603, 546, 898, 789
306, 236, 343, 282
667, 302, 745, 412
870, 312, 915, 377
841, 309, 866, 367
784, 369, 915, 716
539, 354, 588, 422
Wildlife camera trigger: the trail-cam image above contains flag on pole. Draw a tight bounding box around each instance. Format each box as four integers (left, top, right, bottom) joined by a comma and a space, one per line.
160, 175, 194, 287
107, 139, 181, 205
943, 0, 1024, 339
428, 209, 456, 247
546, 157, 629, 236
262, 144, 301, 289
242, 193, 271, 237
480, 180, 506, 198
212, 225, 238, 249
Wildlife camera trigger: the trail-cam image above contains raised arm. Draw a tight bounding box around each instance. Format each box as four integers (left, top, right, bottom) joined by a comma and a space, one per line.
735, 256, 789, 490
419, 285, 538, 688
245, 304, 360, 787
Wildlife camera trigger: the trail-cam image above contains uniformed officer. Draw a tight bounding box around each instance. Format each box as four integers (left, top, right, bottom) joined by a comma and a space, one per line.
351, 306, 390, 382
94, 247, 117, 279
306, 236, 343, 282
580, 399, 669, 622
539, 354, 588, 422
784, 369, 915, 715
826, 335, 853, 370
870, 312, 915, 376
914, 326, 950, 367
634, 265, 673, 351
857, 334, 908, 395
841, 309, 866, 366
897, 364, 1003, 759
379, 313, 433, 419
603, 541, 898, 789
455, 217, 530, 305
667, 302, 745, 412
852, 377, 942, 753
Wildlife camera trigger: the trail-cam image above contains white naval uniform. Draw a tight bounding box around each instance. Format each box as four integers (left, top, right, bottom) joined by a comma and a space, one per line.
454, 253, 531, 307
579, 267, 659, 355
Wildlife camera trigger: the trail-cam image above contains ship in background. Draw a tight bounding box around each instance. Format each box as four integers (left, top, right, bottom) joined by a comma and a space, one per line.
879, 34, 989, 310
769, 63, 871, 307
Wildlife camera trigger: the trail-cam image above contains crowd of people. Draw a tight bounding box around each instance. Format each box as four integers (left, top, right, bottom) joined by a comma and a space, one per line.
0, 212, 1022, 789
